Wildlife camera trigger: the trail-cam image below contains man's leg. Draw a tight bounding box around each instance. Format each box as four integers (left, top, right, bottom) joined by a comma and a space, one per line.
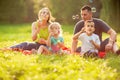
100, 38, 109, 52
76, 47, 81, 53
100, 38, 120, 54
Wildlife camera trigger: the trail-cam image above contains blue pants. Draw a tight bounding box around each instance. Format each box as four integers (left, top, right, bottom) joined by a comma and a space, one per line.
10, 42, 46, 50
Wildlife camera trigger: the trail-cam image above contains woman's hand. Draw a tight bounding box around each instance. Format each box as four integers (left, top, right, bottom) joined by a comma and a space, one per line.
38, 38, 47, 44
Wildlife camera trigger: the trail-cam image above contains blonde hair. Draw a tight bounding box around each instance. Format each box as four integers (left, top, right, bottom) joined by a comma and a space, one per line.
48, 22, 62, 36
38, 7, 55, 23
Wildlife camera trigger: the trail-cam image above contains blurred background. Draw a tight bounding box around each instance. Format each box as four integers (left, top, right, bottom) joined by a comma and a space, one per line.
0, 0, 120, 32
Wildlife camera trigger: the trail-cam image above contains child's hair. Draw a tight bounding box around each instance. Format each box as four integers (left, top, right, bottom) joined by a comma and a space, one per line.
85, 20, 94, 27
48, 22, 62, 36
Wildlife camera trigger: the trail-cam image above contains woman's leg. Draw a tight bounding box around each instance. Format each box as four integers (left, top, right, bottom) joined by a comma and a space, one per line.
10, 42, 45, 50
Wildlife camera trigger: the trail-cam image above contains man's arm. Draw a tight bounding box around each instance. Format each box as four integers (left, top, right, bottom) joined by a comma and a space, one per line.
105, 28, 117, 51
107, 29, 117, 43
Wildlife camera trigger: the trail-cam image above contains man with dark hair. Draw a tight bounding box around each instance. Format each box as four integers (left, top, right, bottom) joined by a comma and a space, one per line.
72, 5, 120, 54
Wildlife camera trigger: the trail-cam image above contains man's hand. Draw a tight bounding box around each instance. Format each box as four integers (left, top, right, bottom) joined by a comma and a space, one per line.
105, 43, 113, 51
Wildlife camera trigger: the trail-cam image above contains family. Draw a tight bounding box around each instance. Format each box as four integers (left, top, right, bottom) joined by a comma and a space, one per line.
7, 5, 120, 56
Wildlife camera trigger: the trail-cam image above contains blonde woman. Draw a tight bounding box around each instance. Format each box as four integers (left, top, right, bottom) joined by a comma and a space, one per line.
10, 7, 54, 51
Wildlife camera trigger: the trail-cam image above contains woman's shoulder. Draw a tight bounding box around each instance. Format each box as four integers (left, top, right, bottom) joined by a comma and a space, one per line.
32, 21, 38, 28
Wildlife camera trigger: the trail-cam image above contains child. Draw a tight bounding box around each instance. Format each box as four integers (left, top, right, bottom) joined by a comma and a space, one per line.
38, 22, 70, 54
73, 20, 100, 57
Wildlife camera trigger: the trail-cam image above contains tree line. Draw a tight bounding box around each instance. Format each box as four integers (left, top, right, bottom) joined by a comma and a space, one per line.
0, 0, 119, 32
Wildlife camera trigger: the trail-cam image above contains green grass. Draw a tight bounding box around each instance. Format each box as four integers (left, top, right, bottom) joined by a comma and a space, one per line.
0, 24, 120, 80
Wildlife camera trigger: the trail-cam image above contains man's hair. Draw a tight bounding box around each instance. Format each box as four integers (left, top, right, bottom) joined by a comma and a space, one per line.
81, 5, 92, 12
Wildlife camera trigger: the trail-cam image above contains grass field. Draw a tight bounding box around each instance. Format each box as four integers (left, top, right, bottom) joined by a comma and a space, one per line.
0, 24, 120, 80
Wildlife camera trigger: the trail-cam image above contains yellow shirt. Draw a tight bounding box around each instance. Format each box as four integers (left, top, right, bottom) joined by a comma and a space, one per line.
35, 22, 49, 42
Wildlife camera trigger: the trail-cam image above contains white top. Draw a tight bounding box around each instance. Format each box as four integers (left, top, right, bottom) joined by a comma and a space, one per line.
78, 33, 100, 54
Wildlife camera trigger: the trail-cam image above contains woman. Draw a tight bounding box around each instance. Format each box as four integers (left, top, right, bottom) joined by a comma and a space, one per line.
10, 7, 54, 51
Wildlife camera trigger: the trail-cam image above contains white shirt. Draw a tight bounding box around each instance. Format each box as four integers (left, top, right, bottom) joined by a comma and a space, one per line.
78, 33, 100, 54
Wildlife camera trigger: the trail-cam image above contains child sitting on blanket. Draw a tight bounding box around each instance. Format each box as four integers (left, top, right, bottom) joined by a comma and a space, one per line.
37, 22, 70, 54
73, 20, 100, 57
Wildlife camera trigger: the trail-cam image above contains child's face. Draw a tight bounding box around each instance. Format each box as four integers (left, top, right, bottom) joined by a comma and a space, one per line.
85, 22, 95, 34
50, 25, 60, 35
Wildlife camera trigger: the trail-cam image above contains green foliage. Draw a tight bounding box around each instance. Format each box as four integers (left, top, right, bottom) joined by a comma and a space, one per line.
0, 0, 119, 32
49, 0, 87, 24
100, 0, 120, 32
0, 24, 120, 80
0, 0, 26, 23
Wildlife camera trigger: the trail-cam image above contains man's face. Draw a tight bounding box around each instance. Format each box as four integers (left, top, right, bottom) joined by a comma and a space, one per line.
81, 9, 92, 21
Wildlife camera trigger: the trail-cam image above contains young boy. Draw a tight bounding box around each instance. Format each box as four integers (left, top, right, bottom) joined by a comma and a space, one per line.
73, 20, 100, 57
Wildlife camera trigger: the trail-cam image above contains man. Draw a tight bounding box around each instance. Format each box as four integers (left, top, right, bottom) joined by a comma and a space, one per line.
72, 5, 120, 54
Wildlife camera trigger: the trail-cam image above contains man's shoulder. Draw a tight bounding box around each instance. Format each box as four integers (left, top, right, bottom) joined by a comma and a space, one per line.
93, 18, 104, 23
75, 20, 84, 26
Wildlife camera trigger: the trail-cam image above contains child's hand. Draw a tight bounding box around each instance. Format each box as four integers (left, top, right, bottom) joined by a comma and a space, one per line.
49, 32, 54, 36
80, 27, 85, 33
89, 40, 94, 44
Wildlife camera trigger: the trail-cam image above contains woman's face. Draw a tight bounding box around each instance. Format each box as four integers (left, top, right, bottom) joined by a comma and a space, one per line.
39, 9, 50, 21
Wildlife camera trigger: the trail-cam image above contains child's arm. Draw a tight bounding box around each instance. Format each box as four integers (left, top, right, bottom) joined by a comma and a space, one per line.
73, 27, 85, 40
57, 42, 65, 48
47, 34, 52, 47
47, 31, 54, 47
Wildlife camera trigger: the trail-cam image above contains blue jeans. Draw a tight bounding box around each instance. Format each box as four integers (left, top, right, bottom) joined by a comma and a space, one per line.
10, 42, 46, 50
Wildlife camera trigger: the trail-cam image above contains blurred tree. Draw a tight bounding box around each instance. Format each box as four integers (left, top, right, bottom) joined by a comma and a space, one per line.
101, 0, 120, 32
24, 0, 35, 22
0, 0, 26, 23
87, 0, 102, 18
49, 0, 87, 24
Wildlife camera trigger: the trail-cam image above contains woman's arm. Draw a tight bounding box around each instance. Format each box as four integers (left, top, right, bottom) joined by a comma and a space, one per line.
32, 22, 40, 41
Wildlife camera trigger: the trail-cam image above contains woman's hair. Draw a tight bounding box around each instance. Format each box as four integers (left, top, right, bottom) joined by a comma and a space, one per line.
48, 22, 62, 36
38, 7, 55, 23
